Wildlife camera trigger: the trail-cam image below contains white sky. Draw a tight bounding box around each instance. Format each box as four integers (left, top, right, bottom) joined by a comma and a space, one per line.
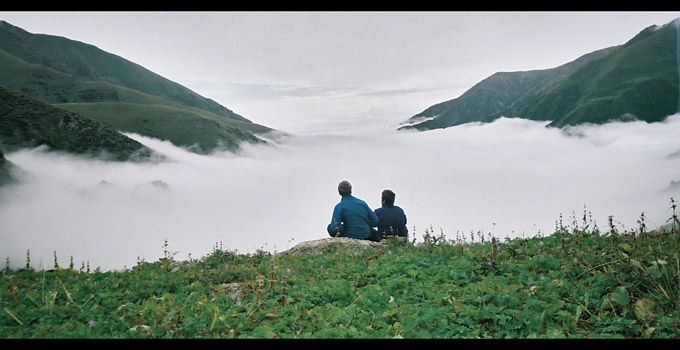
2, 11, 680, 132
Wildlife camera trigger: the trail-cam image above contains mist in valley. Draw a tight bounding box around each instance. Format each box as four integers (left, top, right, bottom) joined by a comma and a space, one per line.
1, 113, 679, 271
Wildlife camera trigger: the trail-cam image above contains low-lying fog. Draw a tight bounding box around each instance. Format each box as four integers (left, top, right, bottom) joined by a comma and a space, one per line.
2, 115, 680, 271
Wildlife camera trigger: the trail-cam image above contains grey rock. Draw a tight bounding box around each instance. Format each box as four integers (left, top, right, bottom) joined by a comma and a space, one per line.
281, 237, 384, 256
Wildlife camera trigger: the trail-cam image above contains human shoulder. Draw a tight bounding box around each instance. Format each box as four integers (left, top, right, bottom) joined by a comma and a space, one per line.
351, 196, 369, 205
338, 195, 354, 204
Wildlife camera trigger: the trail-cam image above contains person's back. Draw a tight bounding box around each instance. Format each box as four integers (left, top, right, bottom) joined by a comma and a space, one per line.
374, 189, 408, 241
327, 181, 378, 240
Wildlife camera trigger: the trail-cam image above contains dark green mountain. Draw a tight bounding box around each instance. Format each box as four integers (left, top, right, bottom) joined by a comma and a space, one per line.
403, 19, 680, 130
0, 144, 13, 186
0, 85, 152, 161
0, 20, 272, 153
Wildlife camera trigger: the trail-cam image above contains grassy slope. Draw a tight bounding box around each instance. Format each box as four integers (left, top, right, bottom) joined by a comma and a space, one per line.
0, 86, 151, 161
0, 49, 270, 152
516, 23, 679, 127
0, 20, 248, 122
407, 46, 618, 131
408, 22, 679, 131
1, 222, 679, 339
58, 102, 272, 153
0, 21, 272, 153
406, 70, 555, 130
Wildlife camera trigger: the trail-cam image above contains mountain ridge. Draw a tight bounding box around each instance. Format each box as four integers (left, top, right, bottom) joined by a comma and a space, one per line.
0, 85, 153, 160
0, 20, 272, 154
402, 19, 680, 131
0, 20, 249, 122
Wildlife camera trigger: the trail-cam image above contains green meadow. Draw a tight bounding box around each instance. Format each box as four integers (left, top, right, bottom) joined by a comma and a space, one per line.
2, 201, 679, 339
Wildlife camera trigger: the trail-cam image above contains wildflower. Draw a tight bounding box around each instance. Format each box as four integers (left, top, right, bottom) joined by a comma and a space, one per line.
538, 240, 544, 247
87, 320, 97, 328
130, 325, 151, 333
529, 285, 539, 296
286, 268, 292, 274
229, 291, 243, 306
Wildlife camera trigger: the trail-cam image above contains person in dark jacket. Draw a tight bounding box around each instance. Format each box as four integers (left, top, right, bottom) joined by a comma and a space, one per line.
327, 180, 379, 240
373, 189, 408, 242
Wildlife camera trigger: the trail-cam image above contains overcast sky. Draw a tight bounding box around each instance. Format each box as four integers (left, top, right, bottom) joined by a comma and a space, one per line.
2, 11, 680, 131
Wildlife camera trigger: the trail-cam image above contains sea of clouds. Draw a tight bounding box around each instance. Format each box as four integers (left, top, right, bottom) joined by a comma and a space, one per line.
1, 114, 679, 271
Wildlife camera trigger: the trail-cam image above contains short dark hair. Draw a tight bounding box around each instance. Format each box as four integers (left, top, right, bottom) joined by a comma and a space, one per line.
382, 189, 395, 206
338, 180, 352, 196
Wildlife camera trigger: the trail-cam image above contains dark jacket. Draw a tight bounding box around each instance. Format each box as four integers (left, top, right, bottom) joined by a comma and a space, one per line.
327, 195, 379, 239
374, 205, 408, 241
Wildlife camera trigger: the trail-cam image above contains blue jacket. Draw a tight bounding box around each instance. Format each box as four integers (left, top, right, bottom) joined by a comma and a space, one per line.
327, 195, 379, 239
374, 205, 408, 240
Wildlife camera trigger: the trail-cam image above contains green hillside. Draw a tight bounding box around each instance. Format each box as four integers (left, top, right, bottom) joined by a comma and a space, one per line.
515, 21, 679, 127
402, 47, 618, 130
0, 20, 272, 153
58, 102, 271, 153
405, 20, 680, 130
2, 221, 679, 338
0, 85, 152, 161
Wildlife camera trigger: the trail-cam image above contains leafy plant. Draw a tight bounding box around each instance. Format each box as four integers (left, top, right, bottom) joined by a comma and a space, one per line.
2, 202, 680, 338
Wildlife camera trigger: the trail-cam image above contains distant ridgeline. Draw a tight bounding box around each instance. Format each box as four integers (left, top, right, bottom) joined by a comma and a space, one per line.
401, 18, 680, 131
0, 20, 273, 156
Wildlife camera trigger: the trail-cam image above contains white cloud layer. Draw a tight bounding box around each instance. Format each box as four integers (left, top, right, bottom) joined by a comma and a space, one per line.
2, 115, 679, 271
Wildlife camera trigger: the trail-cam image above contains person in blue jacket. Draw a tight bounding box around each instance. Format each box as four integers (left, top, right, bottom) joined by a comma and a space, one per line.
327, 180, 379, 240
374, 189, 408, 242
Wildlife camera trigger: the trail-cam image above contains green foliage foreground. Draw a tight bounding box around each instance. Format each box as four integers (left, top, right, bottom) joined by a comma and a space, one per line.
2, 219, 680, 339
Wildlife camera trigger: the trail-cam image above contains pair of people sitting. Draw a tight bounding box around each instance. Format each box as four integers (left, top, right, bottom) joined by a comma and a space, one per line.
326, 180, 408, 242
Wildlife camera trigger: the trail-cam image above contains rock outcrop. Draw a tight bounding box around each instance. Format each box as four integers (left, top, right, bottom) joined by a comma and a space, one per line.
281, 237, 385, 256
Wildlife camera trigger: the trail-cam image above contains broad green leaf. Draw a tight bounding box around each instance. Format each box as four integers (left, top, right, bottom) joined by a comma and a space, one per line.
610, 287, 630, 307
647, 265, 663, 279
